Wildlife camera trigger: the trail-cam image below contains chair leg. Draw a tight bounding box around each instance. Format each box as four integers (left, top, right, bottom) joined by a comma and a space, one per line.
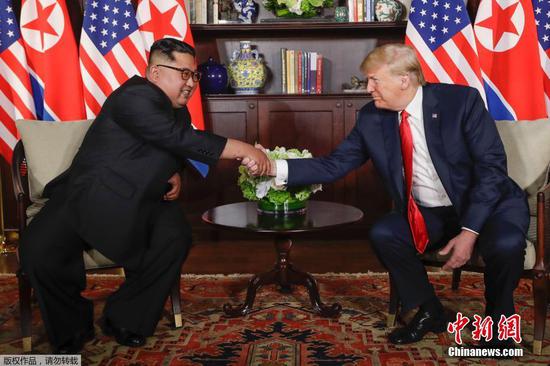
532, 272, 548, 355
387, 276, 399, 328
17, 269, 32, 352
452, 269, 462, 291
170, 274, 182, 328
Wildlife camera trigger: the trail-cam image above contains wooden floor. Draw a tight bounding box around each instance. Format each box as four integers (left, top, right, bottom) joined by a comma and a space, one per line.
0, 238, 386, 275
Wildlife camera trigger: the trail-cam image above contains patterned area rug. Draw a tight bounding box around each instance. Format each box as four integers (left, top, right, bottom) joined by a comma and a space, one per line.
0, 272, 548, 365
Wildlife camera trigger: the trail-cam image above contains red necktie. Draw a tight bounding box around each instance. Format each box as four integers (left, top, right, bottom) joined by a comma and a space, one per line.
400, 111, 429, 253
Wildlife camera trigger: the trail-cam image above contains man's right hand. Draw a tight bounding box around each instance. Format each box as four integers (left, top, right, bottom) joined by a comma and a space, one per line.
242, 155, 276, 176
242, 144, 270, 176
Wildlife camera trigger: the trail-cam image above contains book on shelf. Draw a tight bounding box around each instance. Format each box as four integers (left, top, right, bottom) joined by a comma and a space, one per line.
309, 53, 317, 94
281, 48, 287, 94
316, 54, 322, 94
288, 50, 295, 94
280, 48, 323, 95
212, 0, 219, 24
296, 50, 304, 94
357, 0, 364, 22
192, 0, 239, 24
341, 0, 376, 22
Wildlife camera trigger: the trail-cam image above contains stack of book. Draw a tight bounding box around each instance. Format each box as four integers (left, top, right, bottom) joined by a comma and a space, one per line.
347, 0, 376, 22
280, 49, 323, 94
189, 0, 227, 24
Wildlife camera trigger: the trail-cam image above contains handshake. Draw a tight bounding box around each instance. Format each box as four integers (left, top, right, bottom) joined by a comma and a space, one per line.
239, 143, 276, 177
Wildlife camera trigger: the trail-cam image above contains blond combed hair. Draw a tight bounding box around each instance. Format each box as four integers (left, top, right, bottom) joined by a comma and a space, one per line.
360, 44, 426, 86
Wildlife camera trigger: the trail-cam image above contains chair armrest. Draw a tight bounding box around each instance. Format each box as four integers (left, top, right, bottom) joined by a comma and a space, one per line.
534, 182, 550, 273
11, 141, 30, 233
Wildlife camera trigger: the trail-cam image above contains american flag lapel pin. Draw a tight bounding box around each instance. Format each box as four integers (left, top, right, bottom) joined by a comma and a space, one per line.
432, 113, 438, 119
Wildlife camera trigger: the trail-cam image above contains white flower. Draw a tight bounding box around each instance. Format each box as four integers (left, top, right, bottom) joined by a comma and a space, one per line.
255, 180, 271, 198
289, 0, 303, 14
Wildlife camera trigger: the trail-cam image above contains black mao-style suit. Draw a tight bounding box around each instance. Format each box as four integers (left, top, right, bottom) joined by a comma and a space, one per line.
286, 83, 529, 324
20, 76, 227, 348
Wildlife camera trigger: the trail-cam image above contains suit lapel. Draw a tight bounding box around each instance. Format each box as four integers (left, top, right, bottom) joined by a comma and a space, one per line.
381, 111, 405, 205
422, 86, 453, 202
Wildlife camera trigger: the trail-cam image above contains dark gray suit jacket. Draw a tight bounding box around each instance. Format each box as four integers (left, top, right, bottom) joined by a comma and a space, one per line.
288, 83, 528, 234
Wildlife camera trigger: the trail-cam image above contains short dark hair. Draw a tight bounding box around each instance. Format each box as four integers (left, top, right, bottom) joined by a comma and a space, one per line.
148, 38, 195, 64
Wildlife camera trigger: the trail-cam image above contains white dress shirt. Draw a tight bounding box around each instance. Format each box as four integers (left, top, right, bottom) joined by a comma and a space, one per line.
401, 87, 452, 207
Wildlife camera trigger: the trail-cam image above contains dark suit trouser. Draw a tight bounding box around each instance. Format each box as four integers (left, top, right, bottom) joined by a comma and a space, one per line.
19, 196, 191, 348
369, 198, 528, 324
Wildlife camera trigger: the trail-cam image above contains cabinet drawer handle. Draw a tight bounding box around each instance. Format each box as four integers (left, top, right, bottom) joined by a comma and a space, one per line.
336, 102, 342, 108
248, 103, 256, 109
347, 102, 353, 108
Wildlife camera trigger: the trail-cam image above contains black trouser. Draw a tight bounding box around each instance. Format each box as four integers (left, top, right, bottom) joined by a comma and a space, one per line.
19, 196, 191, 348
369, 198, 528, 323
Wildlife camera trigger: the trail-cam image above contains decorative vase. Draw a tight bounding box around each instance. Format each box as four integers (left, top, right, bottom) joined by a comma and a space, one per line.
232, 0, 258, 23
228, 41, 267, 95
198, 57, 229, 94
334, 6, 349, 22
257, 199, 307, 215
374, 0, 403, 22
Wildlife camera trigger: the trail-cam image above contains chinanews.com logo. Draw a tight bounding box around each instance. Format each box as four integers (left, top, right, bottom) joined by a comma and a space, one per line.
446, 312, 524, 358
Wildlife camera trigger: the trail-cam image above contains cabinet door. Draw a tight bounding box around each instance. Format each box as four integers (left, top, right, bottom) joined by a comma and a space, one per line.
182, 98, 259, 219
344, 97, 392, 225
258, 98, 345, 202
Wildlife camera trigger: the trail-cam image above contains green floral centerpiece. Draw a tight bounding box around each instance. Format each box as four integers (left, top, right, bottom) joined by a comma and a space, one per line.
238, 147, 322, 214
263, 0, 333, 18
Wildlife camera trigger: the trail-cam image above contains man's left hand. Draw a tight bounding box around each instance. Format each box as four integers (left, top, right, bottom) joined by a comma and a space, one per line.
164, 172, 181, 201
438, 230, 478, 270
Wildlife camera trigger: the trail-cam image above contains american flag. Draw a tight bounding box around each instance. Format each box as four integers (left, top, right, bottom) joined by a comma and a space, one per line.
80, 0, 147, 118
405, 0, 486, 103
0, 0, 35, 163
534, 0, 550, 114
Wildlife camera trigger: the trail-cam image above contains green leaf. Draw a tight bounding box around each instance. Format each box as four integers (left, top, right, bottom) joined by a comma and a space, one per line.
308, 0, 324, 7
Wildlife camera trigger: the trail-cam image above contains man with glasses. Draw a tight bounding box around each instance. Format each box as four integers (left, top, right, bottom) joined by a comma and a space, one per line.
20, 38, 269, 354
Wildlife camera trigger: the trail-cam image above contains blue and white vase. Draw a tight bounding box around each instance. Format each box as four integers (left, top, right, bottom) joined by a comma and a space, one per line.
232, 0, 258, 23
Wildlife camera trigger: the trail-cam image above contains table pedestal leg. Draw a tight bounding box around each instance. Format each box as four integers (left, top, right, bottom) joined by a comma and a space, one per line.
223, 235, 341, 318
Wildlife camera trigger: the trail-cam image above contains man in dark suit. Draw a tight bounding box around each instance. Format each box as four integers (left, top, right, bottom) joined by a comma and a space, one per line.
20, 38, 269, 354
262, 44, 528, 347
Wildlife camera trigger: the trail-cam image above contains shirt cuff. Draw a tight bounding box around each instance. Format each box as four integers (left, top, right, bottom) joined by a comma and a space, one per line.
461, 227, 479, 236
275, 159, 289, 186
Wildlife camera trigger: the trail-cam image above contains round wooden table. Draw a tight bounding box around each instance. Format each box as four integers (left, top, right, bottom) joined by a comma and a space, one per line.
201, 200, 363, 318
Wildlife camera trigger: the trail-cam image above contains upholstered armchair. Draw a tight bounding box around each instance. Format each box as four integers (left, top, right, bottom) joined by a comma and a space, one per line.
387, 119, 550, 355
12, 119, 183, 352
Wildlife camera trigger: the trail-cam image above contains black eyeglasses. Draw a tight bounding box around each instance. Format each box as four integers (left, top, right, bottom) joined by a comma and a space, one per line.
156, 64, 202, 82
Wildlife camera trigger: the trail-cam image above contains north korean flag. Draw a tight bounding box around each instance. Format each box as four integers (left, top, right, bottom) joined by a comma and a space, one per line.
474, 0, 547, 121
20, 0, 85, 121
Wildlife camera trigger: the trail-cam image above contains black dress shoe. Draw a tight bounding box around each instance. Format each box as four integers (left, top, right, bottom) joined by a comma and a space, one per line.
388, 308, 448, 345
54, 327, 95, 354
100, 317, 145, 347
